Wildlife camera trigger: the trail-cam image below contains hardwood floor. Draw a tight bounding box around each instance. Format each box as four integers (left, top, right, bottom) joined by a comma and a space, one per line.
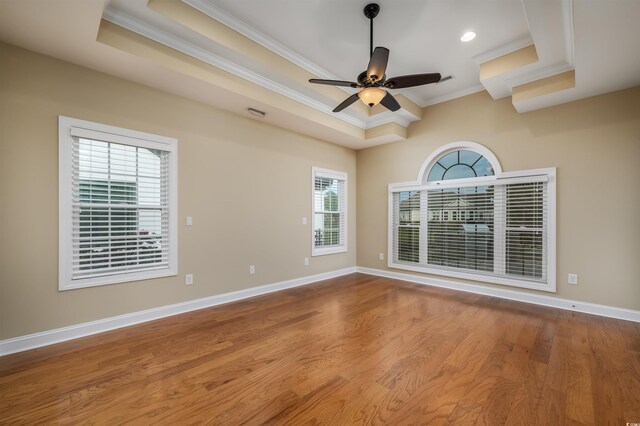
1, 273, 639, 425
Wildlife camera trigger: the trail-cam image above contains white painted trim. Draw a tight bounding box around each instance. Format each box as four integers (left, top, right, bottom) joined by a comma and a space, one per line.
58, 116, 179, 291
0, 267, 357, 356
416, 141, 503, 184
419, 84, 486, 108
356, 267, 640, 323
388, 263, 553, 292
561, 0, 575, 67
311, 167, 348, 257
388, 143, 556, 292
472, 36, 535, 65
505, 63, 574, 90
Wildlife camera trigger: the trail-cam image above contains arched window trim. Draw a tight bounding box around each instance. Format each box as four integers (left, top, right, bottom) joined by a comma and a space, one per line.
388, 141, 556, 294
417, 141, 503, 185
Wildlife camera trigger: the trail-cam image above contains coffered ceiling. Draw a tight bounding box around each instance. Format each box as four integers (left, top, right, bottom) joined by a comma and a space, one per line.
1, 0, 639, 149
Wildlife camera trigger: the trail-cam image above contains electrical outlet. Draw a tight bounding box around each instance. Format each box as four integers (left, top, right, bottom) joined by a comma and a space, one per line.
249, 265, 255, 275
304, 257, 309, 266
302, 217, 307, 225
379, 253, 384, 261
185, 274, 193, 285
186, 216, 193, 226
568, 273, 578, 285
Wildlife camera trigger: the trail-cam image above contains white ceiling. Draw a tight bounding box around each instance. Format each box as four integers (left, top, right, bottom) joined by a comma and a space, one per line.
205, 0, 531, 106
0, 0, 639, 149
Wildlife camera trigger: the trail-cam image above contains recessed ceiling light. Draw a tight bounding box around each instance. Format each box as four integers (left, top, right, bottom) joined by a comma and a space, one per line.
460, 31, 476, 42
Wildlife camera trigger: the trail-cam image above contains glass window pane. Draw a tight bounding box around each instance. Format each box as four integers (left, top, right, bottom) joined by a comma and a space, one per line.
427, 163, 446, 182
443, 164, 475, 180
438, 151, 458, 168
472, 156, 495, 177
459, 150, 481, 166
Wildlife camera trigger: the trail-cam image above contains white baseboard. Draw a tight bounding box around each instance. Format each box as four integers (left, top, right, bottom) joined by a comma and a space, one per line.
0, 267, 357, 356
4, 265, 637, 356
357, 267, 640, 323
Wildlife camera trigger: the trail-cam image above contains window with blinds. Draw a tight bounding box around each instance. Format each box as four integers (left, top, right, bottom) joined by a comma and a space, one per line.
312, 167, 347, 256
59, 117, 177, 290
389, 146, 555, 292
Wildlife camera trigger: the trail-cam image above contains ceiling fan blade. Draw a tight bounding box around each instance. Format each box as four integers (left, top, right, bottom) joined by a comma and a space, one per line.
366, 47, 389, 82
380, 91, 401, 112
309, 79, 359, 88
385, 73, 442, 89
333, 93, 360, 112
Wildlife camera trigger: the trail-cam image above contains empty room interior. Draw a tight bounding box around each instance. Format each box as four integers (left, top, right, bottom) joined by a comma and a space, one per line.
1, 0, 640, 424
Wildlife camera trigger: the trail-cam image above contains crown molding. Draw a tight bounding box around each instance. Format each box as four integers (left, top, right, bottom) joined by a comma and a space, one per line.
183, 0, 351, 92
421, 84, 486, 107
103, 8, 370, 128
472, 36, 535, 65
561, 0, 575, 67
505, 62, 574, 89
102, 7, 423, 133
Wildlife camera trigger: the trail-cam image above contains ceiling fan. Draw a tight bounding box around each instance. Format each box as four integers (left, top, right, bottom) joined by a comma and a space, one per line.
309, 3, 445, 113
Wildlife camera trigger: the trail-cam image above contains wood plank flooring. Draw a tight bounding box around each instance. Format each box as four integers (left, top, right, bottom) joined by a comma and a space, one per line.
1, 273, 639, 425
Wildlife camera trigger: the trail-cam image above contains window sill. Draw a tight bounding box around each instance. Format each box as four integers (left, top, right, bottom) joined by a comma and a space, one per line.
59, 268, 178, 291
312, 246, 347, 257
388, 261, 556, 293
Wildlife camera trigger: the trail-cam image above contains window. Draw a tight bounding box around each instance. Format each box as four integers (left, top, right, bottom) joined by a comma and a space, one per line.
59, 117, 177, 290
389, 142, 556, 292
312, 167, 347, 256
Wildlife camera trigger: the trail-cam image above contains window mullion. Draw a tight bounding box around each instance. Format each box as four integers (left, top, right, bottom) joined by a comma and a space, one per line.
494, 185, 506, 275
419, 190, 428, 265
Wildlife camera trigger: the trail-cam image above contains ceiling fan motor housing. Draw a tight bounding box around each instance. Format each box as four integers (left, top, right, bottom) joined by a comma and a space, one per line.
363, 3, 380, 19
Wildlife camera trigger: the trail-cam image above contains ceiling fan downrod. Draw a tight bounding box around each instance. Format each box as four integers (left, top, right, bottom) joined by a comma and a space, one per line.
363, 3, 380, 57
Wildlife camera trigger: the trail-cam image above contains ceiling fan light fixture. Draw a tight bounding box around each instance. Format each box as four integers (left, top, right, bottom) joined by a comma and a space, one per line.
460, 31, 477, 42
358, 88, 386, 107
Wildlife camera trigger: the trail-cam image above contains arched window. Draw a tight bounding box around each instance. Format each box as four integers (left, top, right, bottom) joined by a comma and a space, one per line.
389, 142, 556, 293
427, 150, 495, 181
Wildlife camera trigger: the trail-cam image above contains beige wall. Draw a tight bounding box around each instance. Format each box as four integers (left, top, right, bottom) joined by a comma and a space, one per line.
357, 88, 640, 311
0, 43, 356, 340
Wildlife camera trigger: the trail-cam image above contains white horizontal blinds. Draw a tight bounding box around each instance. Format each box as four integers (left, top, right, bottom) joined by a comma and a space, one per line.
314, 175, 345, 248
71, 136, 170, 279
426, 184, 495, 273
392, 191, 423, 264
505, 181, 547, 280
392, 176, 548, 283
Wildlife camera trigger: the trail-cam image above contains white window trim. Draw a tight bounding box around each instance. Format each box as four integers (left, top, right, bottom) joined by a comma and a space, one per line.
312, 167, 348, 256
58, 116, 178, 291
387, 141, 556, 293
